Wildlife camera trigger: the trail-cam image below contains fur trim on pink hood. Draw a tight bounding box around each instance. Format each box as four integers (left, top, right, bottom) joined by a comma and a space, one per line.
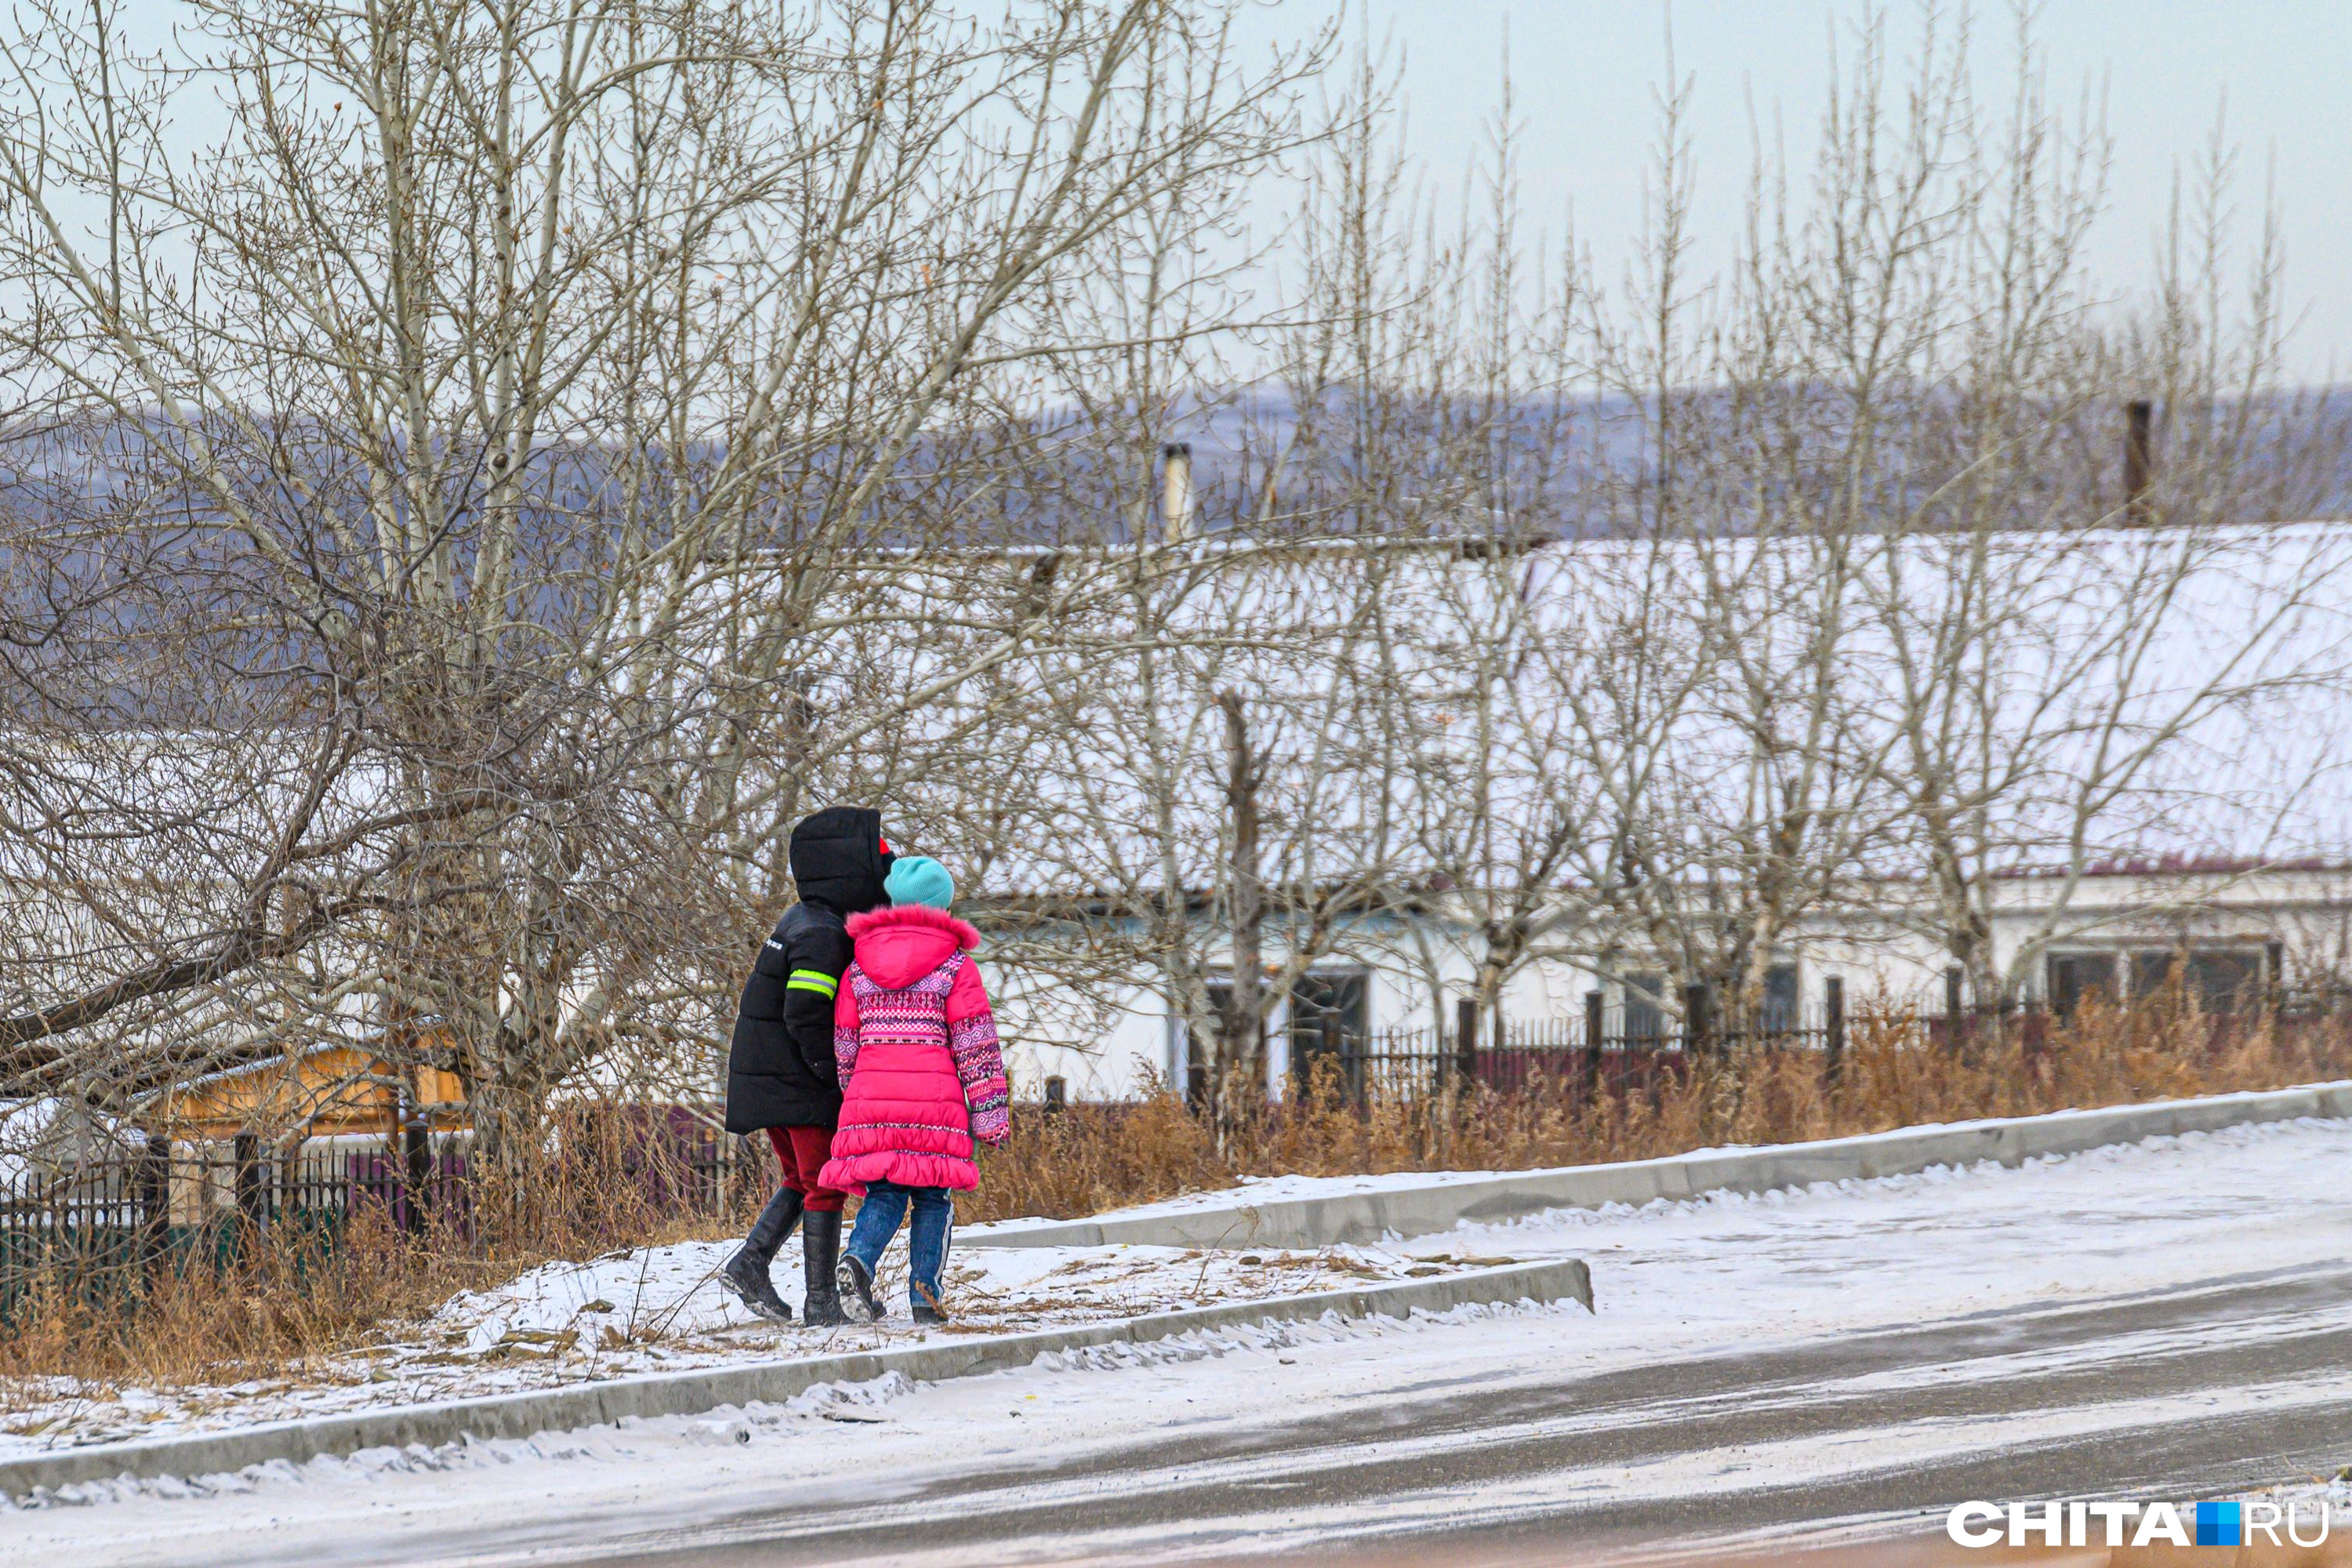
842, 904, 979, 986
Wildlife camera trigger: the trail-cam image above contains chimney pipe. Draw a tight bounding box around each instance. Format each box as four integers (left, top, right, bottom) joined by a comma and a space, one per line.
1161, 442, 1193, 544
2122, 399, 2154, 524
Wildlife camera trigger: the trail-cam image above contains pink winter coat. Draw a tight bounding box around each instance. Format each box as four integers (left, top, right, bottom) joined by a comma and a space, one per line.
817, 905, 1010, 1196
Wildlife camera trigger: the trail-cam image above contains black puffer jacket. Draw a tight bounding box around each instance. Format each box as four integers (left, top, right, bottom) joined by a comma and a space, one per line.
724, 807, 895, 1133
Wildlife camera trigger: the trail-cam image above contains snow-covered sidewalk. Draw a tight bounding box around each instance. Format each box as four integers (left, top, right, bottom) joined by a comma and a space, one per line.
6, 1116, 2352, 1566
0, 1232, 1494, 1457
13, 1109, 2352, 1462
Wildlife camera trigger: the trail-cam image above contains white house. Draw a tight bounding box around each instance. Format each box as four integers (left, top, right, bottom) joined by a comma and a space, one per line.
966, 520, 2352, 1101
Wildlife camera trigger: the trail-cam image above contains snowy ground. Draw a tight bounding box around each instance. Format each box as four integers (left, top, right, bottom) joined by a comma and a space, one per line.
0, 1232, 1479, 1457
975, 1167, 1521, 1233
7, 1116, 2352, 1566
978, 1089, 2352, 1232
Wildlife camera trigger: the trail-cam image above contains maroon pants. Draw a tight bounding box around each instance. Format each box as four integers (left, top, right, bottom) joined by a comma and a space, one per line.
766, 1125, 845, 1213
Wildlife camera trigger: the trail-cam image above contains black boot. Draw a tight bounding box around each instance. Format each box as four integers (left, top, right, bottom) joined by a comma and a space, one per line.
800, 1210, 848, 1327
720, 1187, 802, 1323
837, 1250, 884, 1322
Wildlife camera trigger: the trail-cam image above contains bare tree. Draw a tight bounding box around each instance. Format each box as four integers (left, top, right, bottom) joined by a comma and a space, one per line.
4, 0, 2343, 1153
0, 0, 1333, 1155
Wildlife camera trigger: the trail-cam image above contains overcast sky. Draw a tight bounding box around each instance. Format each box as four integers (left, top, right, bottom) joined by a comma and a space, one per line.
100, 0, 2350, 385
1290, 1, 2350, 386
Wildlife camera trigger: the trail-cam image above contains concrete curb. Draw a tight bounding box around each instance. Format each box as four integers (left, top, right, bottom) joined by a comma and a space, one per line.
0, 1258, 1588, 1502
964, 1080, 2352, 1253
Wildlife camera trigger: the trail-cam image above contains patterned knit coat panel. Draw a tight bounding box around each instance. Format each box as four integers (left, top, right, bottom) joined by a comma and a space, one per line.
818, 960, 981, 1193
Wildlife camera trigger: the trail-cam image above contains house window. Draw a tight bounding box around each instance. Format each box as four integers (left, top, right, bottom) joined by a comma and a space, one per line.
2130, 948, 2265, 1014
1762, 964, 1801, 1033
1200, 979, 1236, 1024
2187, 950, 2263, 1014
1623, 973, 1668, 1046
2047, 953, 2118, 1019
2129, 950, 2176, 1001
1289, 971, 1369, 1090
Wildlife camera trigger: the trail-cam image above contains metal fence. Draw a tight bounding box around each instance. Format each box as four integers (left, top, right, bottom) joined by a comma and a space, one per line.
1276, 985, 2352, 1109
1285, 1000, 1838, 1105
0, 1114, 753, 1307
19, 987, 2348, 1294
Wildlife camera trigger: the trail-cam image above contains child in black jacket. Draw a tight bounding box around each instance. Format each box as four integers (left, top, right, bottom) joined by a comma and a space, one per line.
720, 806, 895, 1325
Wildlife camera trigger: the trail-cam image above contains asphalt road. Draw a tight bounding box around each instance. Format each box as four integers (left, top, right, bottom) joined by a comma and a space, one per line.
535, 1263, 2352, 1567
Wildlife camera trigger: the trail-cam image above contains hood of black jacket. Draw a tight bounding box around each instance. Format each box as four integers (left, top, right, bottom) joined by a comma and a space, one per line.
788, 805, 893, 916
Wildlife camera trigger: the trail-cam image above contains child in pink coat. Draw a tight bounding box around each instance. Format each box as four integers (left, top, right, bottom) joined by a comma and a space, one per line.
819, 855, 1009, 1323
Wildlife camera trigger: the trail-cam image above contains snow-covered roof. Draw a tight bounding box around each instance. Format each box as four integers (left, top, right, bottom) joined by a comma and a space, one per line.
809, 518, 2352, 904
8, 515, 2349, 1087
0, 1096, 129, 1187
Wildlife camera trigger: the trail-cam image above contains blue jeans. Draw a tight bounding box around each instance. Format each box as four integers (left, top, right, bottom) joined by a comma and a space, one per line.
844, 1180, 954, 1310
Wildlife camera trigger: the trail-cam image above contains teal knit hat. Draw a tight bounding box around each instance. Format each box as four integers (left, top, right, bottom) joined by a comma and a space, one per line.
884, 855, 955, 910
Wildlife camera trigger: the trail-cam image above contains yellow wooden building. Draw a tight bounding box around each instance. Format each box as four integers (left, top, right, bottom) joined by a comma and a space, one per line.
154, 1045, 468, 1139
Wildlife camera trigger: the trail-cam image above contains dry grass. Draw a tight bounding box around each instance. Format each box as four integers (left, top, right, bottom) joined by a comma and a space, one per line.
6, 1003, 2347, 1401
957, 1002, 2352, 1224
0, 1109, 746, 1396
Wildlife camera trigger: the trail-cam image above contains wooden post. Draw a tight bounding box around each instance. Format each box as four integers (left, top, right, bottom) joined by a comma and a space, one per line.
1454, 996, 1478, 1095
402, 1105, 431, 1236
136, 1130, 171, 1267
1043, 1076, 1068, 1114
234, 1131, 264, 1232
1583, 989, 1605, 1102
1824, 976, 1846, 1087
